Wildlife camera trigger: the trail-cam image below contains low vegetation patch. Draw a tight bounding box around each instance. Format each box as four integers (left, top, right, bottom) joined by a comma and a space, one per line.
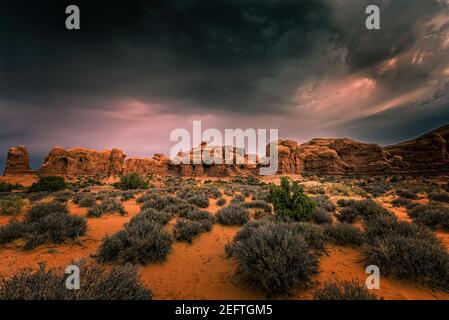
0, 201, 87, 250
29, 176, 66, 193
227, 220, 319, 296
216, 205, 249, 226
337, 199, 392, 224
408, 205, 449, 231
428, 192, 449, 203
0, 262, 151, 300
0, 196, 24, 216
113, 173, 150, 190
313, 280, 378, 300
324, 223, 365, 246
97, 219, 173, 264
87, 197, 126, 217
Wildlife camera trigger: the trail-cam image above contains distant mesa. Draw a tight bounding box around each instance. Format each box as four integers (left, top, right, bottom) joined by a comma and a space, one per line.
3, 124, 449, 177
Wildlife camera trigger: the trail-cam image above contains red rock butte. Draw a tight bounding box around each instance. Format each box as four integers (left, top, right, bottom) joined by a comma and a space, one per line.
3, 125, 449, 178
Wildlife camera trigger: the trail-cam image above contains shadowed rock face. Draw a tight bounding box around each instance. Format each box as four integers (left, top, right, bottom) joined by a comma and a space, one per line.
3, 125, 449, 177
3, 145, 33, 176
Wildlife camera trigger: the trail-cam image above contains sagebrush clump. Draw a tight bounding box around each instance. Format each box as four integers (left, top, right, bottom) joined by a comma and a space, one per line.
227, 220, 319, 295
313, 280, 378, 300
0, 262, 151, 300
216, 205, 249, 226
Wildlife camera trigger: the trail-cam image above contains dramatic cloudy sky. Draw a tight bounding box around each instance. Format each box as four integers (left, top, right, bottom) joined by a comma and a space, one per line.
1, 0, 449, 169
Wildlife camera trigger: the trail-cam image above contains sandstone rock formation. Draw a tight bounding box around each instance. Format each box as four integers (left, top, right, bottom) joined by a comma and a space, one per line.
38, 147, 127, 177
3, 145, 33, 176
4, 125, 449, 177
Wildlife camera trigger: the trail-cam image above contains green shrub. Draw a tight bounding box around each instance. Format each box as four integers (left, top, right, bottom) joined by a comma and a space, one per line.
216, 205, 249, 226
113, 173, 150, 190
29, 176, 66, 193
228, 221, 319, 295
0, 196, 24, 216
0, 181, 23, 192
97, 220, 173, 264
268, 177, 315, 222
313, 280, 378, 300
0, 262, 151, 300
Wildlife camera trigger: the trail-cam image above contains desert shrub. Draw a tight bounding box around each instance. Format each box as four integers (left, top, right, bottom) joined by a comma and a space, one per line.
228, 221, 319, 295
408, 205, 449, 230
0, 203, 87, 250
0, 221, 28, 245
130, 208, 173, 226
0, 196, 24, 216
361, 184, 389, 198
364, 214, 440, 245
337, 199, 392, 224
327, 183, 366, 197
88, 197, 126, 217
26, 201, 69, 223
313, 208, 333, 225
428, 192, 449, 203
120, 191, 137, 201
186, 195, 209, 208
173, 219, 208, 243
97, 220, 173, 264
268, 177, 315, 222
136, 191, 159, 204
180, 209, 215, 231
216, 205, 249, 226
29, 176, 66, 193
311, 195, 336, 212
396, 189, 418, 199
336, 199, 355, 207
0, 262, 151, 300
113, 172, 150, 190
324, 223, 365, 246
0, 181, 24, 192
242, 200, 272, 213
391, 197, 416, 209
52, 191, 72, 203
216, 198, 227, 206
231, 194, 246, 203
304, 185, 326, 195
364, 235, 449, 290
313, 280, 378, 300
292, 222, 326, 252
24, 213, 88, 250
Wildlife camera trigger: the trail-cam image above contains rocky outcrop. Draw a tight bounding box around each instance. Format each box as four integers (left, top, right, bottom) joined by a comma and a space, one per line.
38, 147, 126, 177
384, 125, 449, 174
4, 124, 449, 177
3, 145, 33, 176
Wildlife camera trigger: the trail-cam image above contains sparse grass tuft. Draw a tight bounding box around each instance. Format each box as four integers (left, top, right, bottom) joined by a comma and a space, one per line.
313, 280, 378, 300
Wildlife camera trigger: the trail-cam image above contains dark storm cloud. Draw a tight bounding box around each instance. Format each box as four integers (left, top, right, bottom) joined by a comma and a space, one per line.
0, 0, 335, 114
1, 0, 449, 172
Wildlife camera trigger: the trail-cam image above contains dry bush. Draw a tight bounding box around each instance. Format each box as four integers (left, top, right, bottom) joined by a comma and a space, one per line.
216, 198, 227, 206
337, 199, 392, 224
324, 223, 365, 246
228, 221, 319, 296
97, 220, 173, 264
87, 197, 126, 217
313, 280, 378, 300
0, 262, 151, 300
0, 196, 24, 216
313, 208, 333, 225
216, 205, 249, 226
408, 205, 449, 231
311, 195, 336, 213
